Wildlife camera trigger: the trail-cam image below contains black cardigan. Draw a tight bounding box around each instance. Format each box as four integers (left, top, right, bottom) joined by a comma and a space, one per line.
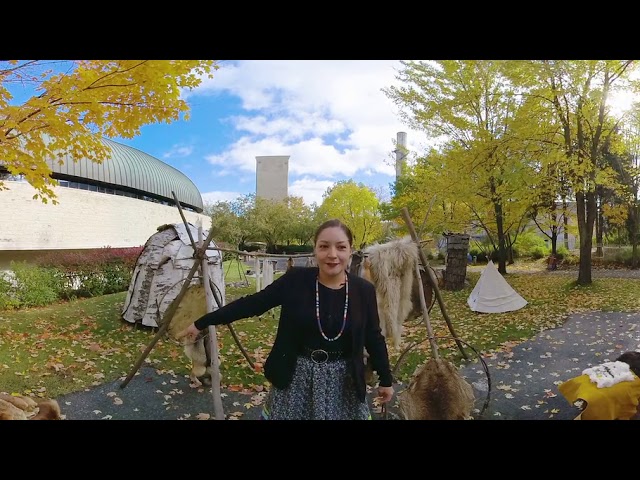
193, 266, 393, 402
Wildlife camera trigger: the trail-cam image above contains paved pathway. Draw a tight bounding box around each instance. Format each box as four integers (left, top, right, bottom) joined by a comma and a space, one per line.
459, 311, 640, 420
56, 264, 640, 420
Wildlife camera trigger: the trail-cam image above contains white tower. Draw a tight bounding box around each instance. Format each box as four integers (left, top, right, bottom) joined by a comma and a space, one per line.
256, 155, 289, 201
395, 132, 408, 180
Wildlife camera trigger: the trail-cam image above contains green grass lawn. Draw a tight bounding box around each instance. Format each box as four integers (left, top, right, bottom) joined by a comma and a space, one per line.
2, 262, 640, 399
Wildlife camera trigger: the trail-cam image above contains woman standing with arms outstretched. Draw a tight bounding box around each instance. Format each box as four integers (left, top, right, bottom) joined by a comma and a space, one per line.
177, 219, 394, 420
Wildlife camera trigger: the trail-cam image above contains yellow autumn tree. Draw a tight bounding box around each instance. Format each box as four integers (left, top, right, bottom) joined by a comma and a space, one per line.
0, 60, 218, 203
316, 180, 384, 249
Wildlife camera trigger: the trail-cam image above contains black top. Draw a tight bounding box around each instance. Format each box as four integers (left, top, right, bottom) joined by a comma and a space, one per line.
305, 282, 351, 353
193, 266, 393, 401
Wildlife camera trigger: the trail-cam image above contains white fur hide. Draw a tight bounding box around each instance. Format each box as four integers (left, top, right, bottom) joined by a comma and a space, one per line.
364, 236, 419, 349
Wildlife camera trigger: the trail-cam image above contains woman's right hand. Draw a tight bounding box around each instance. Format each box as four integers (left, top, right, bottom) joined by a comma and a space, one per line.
176, 323, 200, 343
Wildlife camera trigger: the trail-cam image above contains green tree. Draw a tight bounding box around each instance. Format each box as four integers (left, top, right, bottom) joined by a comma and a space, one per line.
1, 60, 218, 203
316, 180, 383, 249
385, 60, 538, 273
507, 60, 636, 284
205, 200, 244, 248
244, 197, 293, 251
284, 196, 317, 245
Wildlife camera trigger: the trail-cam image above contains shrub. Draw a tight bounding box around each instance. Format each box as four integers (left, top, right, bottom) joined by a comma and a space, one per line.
0, 272, 20, 310
37, 246, 142, 299
530, 246, 548, 260
556, 246, 579, 265
513, 232, 548, 258
603, 246, 634, 267
9, 261, 63, 308
468, 247, 488, 263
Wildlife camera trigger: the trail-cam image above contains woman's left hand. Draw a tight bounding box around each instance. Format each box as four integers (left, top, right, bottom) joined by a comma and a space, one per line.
176, 323, 200, 343
377, 385, 394, 403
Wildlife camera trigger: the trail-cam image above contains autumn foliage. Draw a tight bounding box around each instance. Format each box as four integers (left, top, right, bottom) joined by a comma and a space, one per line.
0, 60, 218, 203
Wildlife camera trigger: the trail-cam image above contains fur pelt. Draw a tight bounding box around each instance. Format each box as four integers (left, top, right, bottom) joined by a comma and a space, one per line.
166, 285, 215, 387
183, 334, 214, 387
364, 236, 420, 349
0, 394, 62, 420
397, 358, 475, 420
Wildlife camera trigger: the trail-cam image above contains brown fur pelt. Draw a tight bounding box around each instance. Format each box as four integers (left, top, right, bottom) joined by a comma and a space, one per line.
364, 236, 420, 349
183, 334, 214, 387
363, 348, 377, 387
0, 393, 62, 420
166, 285, 216, 386
397, 358, 475, 420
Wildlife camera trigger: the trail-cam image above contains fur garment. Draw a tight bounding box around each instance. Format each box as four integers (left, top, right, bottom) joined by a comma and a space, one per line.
364, 236, 420, 349
0, 393, 62, 420
397, 358, 475, 420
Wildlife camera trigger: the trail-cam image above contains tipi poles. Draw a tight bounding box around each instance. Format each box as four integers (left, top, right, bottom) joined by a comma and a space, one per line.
172, 191, 197, 247
198, 222, 225, 420
414, 261, 439, 360
120, 228, 217, 389
401, 207, 468, 360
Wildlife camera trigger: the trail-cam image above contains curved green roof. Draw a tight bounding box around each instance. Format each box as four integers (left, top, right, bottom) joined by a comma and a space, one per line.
47, 137, 204, 212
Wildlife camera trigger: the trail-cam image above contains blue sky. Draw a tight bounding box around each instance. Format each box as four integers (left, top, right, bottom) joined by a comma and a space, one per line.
108, 60, 429, 207
11, 60, 633, 208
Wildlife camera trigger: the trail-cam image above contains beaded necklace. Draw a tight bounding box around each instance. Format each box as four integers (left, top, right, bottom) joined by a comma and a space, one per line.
315, 273, 348, 341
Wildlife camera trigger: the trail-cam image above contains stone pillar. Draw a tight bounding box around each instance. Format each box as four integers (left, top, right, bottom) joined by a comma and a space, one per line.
444, 234, 470, 291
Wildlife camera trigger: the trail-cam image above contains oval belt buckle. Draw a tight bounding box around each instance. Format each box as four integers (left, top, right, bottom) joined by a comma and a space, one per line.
311, 349, 329, 364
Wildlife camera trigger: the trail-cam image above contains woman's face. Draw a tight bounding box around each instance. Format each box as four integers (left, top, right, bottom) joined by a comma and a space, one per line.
314, 226, 352, 280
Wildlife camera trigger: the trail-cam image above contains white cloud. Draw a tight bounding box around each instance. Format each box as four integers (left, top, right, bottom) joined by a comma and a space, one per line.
201, 191, 244, 205
162, 144, 194, 159
288, 177, 336, 206
193, 60, 427, 191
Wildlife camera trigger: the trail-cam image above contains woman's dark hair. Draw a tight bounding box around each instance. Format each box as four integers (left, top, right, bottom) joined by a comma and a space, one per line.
616, 351, 640, 377
313, 219, 353, 247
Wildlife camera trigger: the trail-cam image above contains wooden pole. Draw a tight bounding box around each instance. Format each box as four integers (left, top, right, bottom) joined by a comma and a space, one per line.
171, 191, 197, 248
120, 228, 217, 388
199, 222, 225, 420
400, 207, 469, 360
414, 261, 439, 360
170, 197, 256, 370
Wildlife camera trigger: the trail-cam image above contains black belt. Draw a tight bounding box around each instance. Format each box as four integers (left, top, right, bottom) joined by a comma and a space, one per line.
299, 347, 348, 364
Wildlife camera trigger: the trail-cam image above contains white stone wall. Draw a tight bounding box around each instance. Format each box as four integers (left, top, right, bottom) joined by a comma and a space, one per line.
1, 182, 212, 251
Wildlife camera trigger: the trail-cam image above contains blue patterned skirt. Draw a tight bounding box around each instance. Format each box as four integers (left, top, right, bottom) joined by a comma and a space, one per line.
261, 355, 371, 420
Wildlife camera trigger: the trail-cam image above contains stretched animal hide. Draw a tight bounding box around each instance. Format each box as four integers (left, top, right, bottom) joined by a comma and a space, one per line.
397, 358, 475, 420
0, 394, 62, 420
364, 237, 420, 349
167, 284, 216, 386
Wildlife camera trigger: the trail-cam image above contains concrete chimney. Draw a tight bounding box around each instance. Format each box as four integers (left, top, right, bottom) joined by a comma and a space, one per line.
395, 132, 408, 180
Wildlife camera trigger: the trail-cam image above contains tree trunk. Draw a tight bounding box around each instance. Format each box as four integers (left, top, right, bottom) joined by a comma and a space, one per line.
630, 204, 639, 269
488, 176, 507, 274
576, 191, 596, 285
444, 234, 470, 291
549, 203, 558, 256
495, 203, 507, 275
595, 192, 604, 257
563, 197, 570, 250
506, 233, 514, 264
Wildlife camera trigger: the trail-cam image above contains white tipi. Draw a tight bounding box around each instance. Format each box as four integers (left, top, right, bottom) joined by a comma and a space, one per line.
467, 260, 527, 313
